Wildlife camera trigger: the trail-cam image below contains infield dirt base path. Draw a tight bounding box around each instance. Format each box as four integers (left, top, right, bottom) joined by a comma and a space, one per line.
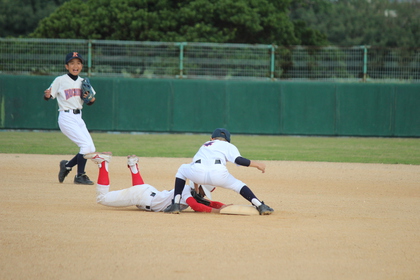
1, 154, 419, 280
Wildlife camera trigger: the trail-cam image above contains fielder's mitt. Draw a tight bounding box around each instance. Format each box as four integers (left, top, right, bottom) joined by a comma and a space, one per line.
191, 189, 211, 206
81, 78, 94, 104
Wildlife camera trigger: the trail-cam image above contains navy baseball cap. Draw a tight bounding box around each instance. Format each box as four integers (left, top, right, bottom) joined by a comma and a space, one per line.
65, 52, 84, 64
211, 128, 231, 143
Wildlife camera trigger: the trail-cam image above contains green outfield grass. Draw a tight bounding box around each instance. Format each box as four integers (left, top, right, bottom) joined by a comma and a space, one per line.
1, 131, 419, 165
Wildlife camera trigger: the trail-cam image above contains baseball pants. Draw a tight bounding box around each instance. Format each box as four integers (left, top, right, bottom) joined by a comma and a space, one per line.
176, 162, 245, 193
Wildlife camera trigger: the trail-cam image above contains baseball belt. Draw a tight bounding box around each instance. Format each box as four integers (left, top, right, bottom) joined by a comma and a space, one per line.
195, 159, 221, 164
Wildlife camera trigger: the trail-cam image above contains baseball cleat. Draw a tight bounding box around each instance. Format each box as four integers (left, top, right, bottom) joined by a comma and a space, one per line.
58, 160, 72, 183
127, 155, 139, 167
163, 202, 181, 214
84, 152, 112, 164
256, 201, 274, 215
74, 173, 94, 185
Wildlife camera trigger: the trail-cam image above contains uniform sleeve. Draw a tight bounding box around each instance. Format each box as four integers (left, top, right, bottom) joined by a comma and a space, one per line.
225, 143, 242, 163
234, 156, 251, 166
186, 197, 213, 212
182, 186, 213, 212
49, 77, 60, 99
209, 201, 225, 209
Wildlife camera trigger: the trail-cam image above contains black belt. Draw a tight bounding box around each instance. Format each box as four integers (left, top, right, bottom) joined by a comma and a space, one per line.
145, 192, 156, 210
195, 159, 221, 164
64, 109, 81, 114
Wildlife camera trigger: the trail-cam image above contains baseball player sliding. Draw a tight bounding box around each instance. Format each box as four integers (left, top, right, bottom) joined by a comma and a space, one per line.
164, 128, 274, 215
84, 152, 229, 213
43, 52, 96, 185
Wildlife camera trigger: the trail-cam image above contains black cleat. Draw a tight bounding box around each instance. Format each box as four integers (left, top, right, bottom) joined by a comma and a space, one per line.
256, 202, 274, 215
74, 174, 94, 185
164, 202, 181, 214
58, 160, 71, 183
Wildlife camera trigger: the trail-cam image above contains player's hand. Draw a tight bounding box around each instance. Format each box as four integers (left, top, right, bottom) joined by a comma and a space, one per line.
44, 88, 51, 100
82, 92, 95, 103
258, 162, 266, 173
251, 161, 266, 173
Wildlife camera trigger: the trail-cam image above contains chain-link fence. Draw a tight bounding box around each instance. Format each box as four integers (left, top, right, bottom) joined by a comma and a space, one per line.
1, 38, 419, 82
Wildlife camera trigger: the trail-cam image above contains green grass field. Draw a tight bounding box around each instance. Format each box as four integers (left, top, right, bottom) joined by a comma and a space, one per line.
1, 131, 419, 165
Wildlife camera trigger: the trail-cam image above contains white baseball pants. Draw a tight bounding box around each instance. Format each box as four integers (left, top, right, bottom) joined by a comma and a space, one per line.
176, 162, 245, 193
58, 111, 95, 154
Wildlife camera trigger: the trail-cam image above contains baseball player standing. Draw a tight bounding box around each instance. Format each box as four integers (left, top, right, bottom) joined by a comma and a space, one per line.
43, 52, 96, 185
84, 152, 228, 213
164, 128, 274, 215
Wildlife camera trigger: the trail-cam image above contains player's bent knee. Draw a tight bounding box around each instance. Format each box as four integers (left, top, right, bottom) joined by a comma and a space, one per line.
80, 145, 95, 155
175, 172, 187, 180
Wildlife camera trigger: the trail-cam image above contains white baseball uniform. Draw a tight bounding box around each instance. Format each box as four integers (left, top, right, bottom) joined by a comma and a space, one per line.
91, 156, 226, 213
96, 183, 194, 212
49, 74, 96, 154
175, 139, 246, 193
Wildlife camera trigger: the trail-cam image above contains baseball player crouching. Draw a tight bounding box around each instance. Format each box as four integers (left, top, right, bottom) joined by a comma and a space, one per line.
43, 52, 96, 185
83, 152, 229, 213
164, 128, 274, 215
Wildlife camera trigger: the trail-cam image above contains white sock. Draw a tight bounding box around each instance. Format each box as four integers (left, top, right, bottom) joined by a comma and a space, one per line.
130, 165, 138, 174
252, 198, 261, 207
174, 194, 181, 203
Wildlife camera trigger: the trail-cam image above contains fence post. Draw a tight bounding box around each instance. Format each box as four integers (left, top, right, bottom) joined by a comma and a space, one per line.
88, 39, 92, 77
362, 45, 369, 82
176, 42, 187, 79
269, 44, 277, 80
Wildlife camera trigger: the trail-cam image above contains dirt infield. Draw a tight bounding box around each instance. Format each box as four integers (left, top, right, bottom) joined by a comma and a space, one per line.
1, 154, 419, 280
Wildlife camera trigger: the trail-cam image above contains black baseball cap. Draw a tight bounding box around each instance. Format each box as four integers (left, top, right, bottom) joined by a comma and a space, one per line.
211, 128, 231, 143
65, 52, 84, 64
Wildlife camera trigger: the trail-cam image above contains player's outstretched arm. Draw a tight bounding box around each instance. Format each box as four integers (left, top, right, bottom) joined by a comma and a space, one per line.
210, 204, 233, 214
186, 197, 214, 213
235, 157, 265, 173
249, 160, 266, 173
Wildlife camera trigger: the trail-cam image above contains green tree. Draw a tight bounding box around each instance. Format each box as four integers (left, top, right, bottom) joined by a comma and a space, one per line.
0, 0, 69, 37
30, 0, 328, 46
290, 0, 420, 47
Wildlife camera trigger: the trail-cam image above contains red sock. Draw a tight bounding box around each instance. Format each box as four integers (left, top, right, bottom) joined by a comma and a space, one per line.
130, 164, 144, 186
97, 163, 109, 185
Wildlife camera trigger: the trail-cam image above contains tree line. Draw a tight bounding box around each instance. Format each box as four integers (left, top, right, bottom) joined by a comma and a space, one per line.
1, 0, 419, 47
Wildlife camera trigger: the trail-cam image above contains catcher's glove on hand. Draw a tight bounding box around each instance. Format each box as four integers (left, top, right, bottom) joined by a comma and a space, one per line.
81, 78, 95, 104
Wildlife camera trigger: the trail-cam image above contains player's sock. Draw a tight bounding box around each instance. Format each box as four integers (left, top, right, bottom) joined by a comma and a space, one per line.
239, 186, 262, 206
67, 154, 78, 168
130, 164, 144, 186
97, 161, 109, 185
76, 153, 87, 175
251, 198, 262, 207
129, 164, 138, 174
173, 177, 185, 203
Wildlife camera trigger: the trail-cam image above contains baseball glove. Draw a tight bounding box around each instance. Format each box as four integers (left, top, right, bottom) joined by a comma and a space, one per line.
191, 189, 211, 206
81, 78, 94, 104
